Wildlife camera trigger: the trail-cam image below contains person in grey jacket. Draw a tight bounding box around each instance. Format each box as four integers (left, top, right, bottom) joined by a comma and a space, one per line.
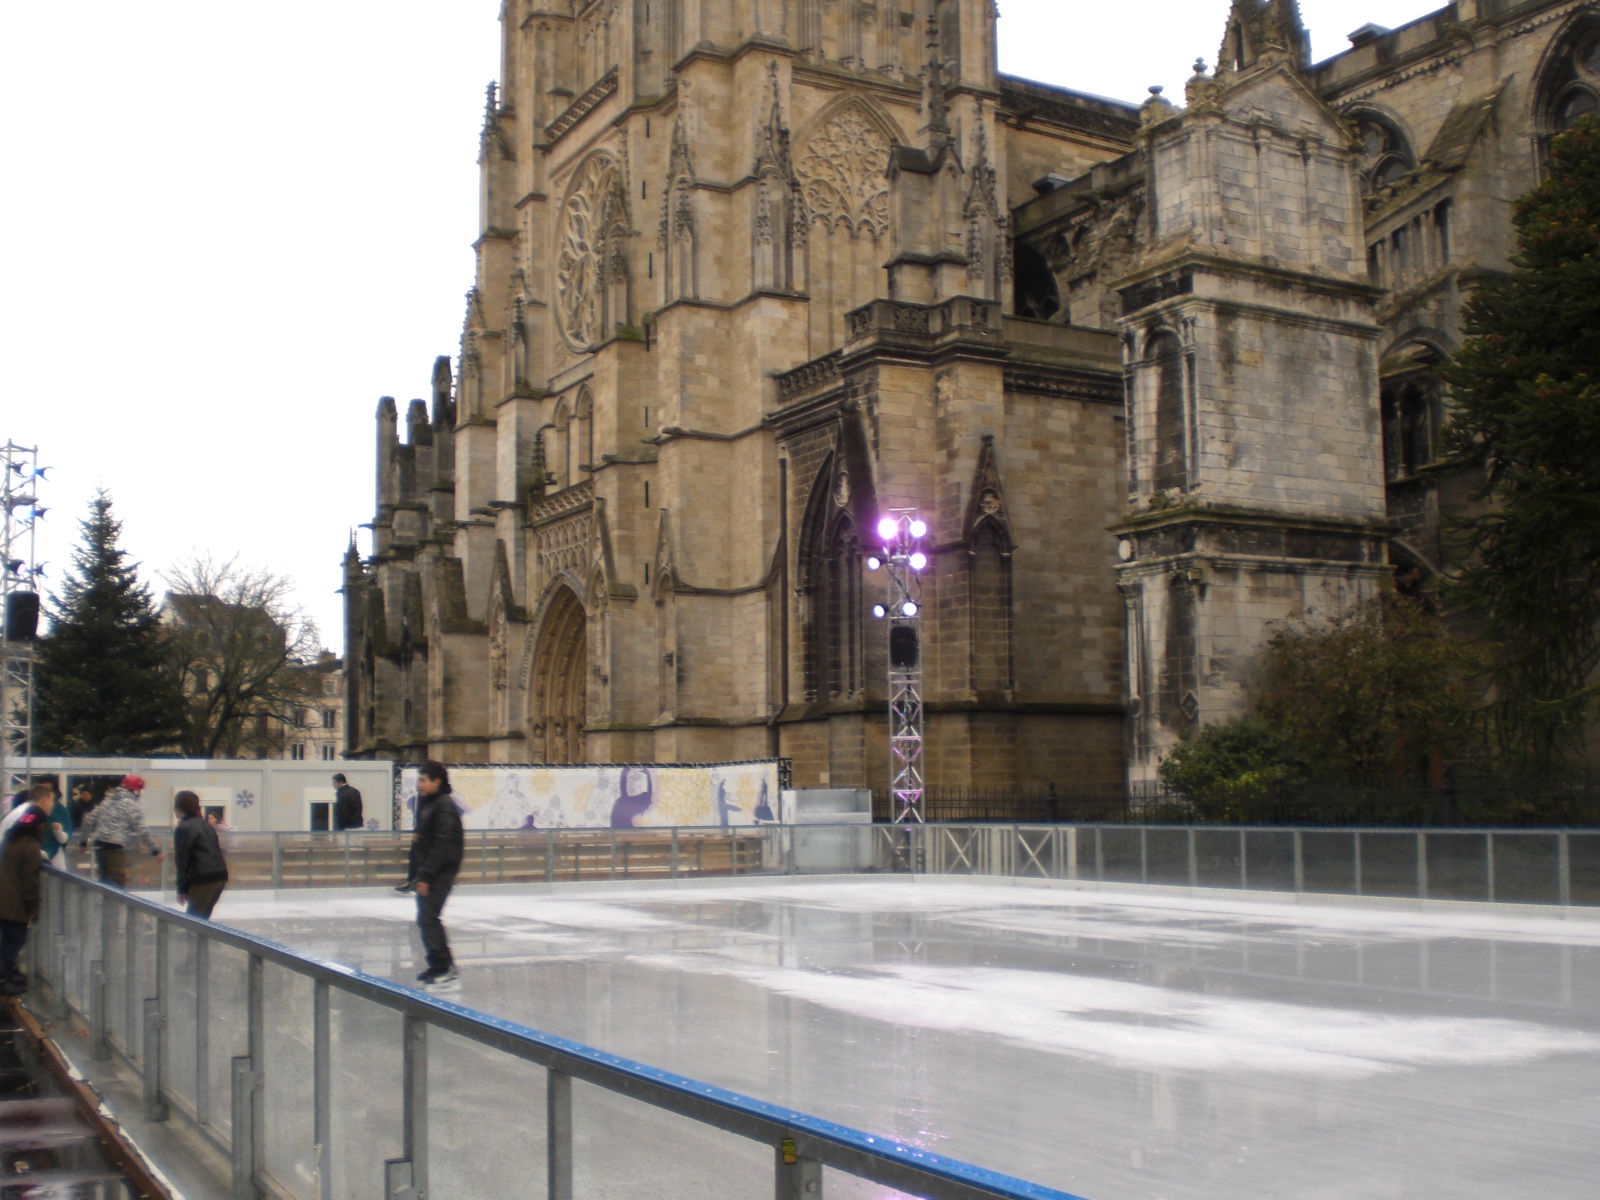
75, 775, 162, 888
173, 791, 229, 918
412, 761, 464, 989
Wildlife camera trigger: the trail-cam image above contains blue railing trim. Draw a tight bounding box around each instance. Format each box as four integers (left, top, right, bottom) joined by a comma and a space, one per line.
43, 867, 1094, 1200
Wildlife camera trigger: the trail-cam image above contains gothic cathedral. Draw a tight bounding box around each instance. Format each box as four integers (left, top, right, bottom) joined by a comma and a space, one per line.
345, 0, 1600, 790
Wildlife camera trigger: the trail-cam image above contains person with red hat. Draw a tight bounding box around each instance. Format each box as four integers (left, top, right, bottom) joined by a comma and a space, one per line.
74, 774, 161, 888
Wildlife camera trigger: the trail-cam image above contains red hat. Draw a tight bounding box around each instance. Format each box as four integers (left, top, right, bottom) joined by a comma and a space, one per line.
121, 774, 146, 791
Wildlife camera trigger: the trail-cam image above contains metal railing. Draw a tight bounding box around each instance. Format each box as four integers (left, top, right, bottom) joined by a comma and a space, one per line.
31, 867, 1089, 1200
60, 821, 1600, 906
874, 823, 1600, 906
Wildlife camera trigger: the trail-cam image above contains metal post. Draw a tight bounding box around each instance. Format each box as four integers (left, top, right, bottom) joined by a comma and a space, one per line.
314, 981, 332, 1200
145, 920, 169, 1120
1416, 832, 1429, 901
1293, 829, 1305, 895
775, 1137, 823, 1199
271, 837, 283, 889
143, 999, 168, 1120
384, 1015, 429, 1200
196, 937, 211, 1130
1558, 832, 1572, 907
548, 1068, 573, 1200
670, 827, 680, 878
231, 952, 264, 1200
1186, 827, 1197, 888
1486, 832, 1496, 902
91, 962, 110, 1060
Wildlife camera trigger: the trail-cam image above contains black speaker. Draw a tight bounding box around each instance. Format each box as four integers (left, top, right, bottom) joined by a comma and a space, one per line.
4, 591, 40, 642
889, 624, 919, 669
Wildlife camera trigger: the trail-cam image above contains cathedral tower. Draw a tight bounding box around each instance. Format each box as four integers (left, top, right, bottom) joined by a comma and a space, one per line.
1111, 3, 1390, 781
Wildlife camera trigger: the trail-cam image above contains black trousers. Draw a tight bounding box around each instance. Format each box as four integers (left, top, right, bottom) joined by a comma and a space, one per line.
415, 875, 456, 972
0, 919, 27, 976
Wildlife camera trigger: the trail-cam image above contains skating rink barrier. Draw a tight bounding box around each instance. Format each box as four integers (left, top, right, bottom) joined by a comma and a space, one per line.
30, 867, 1091, 1200
67, 822, 1600, 907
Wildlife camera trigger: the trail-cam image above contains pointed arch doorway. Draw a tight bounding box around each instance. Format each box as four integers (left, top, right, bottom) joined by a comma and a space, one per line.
531, 586, 587, 763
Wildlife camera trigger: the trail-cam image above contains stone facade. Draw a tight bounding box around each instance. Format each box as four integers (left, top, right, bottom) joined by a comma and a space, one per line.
346, 1, 1598, 790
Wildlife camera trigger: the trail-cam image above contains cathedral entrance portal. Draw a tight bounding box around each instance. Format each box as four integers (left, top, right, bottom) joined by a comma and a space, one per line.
531, 586, 587, 763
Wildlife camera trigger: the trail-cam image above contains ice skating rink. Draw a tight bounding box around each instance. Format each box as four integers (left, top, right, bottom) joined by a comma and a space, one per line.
222, 879, 1600, 1200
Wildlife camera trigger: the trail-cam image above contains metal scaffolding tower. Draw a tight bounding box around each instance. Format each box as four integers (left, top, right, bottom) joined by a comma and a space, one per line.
2, 440, 45, 797
868, 511, 927, 824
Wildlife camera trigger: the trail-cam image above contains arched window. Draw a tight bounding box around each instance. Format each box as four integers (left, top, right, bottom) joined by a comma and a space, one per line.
1537, 19, 1600, 152
575, 389, 594, 479
1349, 112, 1415, 197
1013, 243, 1060, 321
1147, 332, 1187, 493
552, 400, 571, 489
798, 454, 868, 702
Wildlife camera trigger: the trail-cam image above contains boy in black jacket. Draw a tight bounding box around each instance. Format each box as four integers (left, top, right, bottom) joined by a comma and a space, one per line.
173, 790, 229, 918
412, 761, 464, 989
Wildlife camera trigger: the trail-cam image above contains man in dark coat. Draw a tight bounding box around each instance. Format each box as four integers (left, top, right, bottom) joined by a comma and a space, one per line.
332, 774, 364, 831
411, 761, 464, 989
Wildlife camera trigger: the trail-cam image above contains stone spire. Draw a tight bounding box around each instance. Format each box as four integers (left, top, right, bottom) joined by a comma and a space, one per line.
1217, 0, 1309, 75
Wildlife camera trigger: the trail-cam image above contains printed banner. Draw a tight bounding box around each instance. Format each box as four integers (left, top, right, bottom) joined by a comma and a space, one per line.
396, 761, 781, 831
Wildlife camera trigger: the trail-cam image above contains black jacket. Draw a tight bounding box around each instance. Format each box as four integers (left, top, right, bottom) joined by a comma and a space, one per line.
173, 815, 229, 894
334, 784, 364, 830
412, 791, 464, 885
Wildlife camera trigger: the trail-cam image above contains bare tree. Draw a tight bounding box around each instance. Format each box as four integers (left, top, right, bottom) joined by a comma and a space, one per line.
161, 555, 323, 759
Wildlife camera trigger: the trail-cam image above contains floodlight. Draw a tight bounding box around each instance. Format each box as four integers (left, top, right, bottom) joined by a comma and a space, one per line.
908, 518, 927, 539
876, 516, 900, 541
900, 600, 919, 618
865, 554, 883, 571
872, 603, 887, 619
908, 552, 927, 571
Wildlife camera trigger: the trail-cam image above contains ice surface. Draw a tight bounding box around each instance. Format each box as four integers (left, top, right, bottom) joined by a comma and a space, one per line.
220, 880, 1600, 1200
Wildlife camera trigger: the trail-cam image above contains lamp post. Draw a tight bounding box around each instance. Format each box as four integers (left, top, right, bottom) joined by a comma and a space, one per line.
2, 440, 46, 797
867, 510, 927, 824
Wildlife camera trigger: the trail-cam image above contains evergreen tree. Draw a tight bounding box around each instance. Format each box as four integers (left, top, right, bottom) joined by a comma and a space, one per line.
33, 492, 186, 755
1443, 117, 1600, 769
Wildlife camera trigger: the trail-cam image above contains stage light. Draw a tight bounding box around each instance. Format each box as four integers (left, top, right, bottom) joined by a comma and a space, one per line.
900, 600, 918, 617
872, 603, 887, 619
908, 518, 927, 539
908, 552, 927, 571
865, 554, 883, 571
876, 516, 899, 542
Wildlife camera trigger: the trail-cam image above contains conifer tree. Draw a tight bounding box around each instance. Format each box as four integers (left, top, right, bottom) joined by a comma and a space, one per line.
32, 492, 186, 755
1443, 117, 1600, 770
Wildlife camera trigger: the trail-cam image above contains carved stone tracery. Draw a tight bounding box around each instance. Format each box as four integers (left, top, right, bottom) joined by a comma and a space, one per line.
557, 153, 630, 351
797, 104, 892, 239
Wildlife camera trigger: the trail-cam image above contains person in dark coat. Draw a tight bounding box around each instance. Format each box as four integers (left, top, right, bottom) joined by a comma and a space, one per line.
173, 790, 229, 919
411, 761, 464, 989
332, 774, 364, 831
0, 807, 45, 996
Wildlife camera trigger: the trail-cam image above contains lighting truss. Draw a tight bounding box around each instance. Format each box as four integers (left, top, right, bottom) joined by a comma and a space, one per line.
2, 440, 45, 797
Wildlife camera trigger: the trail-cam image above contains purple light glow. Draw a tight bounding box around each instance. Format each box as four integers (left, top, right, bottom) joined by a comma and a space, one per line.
908, 552, 927, 571
876, 516, 900, 541
908, 518, 928, 539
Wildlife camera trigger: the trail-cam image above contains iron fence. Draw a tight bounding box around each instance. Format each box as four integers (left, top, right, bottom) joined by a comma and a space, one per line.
31, 865, 1090, 1200
877, 777, 1600, 828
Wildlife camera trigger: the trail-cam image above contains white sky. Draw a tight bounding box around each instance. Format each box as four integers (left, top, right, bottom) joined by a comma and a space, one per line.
0, 1, 1444, 652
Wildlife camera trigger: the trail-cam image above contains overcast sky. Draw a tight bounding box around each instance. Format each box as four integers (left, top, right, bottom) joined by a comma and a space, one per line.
1, 0, 1443, 652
